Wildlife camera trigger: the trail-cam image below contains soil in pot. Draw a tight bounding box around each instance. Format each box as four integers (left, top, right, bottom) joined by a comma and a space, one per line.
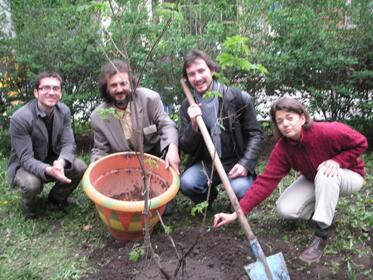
94, 168, 168, 201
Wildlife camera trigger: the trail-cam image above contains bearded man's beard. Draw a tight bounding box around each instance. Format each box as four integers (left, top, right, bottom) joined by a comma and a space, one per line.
110, 92, 132, 109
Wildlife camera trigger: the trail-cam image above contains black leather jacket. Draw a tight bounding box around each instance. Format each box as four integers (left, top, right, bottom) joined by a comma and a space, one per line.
179, 85, 263, 175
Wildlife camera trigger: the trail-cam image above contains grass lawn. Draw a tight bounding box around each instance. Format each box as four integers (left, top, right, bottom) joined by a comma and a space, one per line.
0, 152, 372, 279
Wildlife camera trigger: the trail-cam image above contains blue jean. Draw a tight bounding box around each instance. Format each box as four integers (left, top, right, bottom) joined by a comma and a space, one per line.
180, 162, 253, 203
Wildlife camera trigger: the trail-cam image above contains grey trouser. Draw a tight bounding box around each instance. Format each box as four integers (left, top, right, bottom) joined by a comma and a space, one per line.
276, 168, 364, 227
14, 159, 87, 206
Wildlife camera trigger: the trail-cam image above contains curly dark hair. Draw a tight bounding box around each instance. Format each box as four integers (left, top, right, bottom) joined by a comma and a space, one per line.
98, 59, 135, 103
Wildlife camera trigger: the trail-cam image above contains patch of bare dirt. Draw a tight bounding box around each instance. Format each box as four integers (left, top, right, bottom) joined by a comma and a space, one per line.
82, 222, 371, 280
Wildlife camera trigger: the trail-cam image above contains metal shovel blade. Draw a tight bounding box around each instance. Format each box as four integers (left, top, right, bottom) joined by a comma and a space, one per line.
244, 252, 290, 280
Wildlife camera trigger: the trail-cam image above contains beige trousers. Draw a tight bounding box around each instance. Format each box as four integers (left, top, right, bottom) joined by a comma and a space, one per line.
276, 168, 364, 227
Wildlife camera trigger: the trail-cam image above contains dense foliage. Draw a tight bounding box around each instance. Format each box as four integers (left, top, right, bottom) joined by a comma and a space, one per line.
0, 0, 372, 150
248, 0, 373, 121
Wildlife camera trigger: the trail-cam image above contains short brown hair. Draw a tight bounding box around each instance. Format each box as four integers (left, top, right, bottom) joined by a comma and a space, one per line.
98, 59, 135, 103
270, 97, 313, 138
34, 72, 62, 89
182, 49, 219, 81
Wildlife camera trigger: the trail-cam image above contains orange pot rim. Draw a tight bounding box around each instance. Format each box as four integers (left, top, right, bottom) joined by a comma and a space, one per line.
83, 152, 180, 212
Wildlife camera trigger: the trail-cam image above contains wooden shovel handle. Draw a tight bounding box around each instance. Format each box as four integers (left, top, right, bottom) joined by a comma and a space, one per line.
180, 79, 273, 279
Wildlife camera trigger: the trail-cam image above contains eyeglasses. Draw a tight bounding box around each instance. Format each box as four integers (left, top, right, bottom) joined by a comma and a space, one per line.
38, 85, 61, 92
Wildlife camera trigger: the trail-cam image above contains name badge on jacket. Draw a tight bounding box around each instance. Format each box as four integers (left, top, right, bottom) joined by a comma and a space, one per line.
143, 124, 157, 135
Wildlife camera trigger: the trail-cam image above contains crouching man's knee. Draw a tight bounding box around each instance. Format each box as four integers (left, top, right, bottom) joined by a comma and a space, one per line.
14, 169, 43, 197
73, 159, 87, 175
67, 158, 87, 180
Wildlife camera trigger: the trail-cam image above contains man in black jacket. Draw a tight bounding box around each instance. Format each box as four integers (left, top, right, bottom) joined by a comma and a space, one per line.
179, 49, 263, 206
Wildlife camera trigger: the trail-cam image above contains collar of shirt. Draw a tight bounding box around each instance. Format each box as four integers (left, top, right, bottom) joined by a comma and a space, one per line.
194, 80, 223, 102
116, 104, 133, 147
36, 103, 54, 120
115, 102, 131, 117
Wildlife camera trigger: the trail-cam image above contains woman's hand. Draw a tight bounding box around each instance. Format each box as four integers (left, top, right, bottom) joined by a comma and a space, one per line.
213, 212, 238, 228
318, 159, 340, 177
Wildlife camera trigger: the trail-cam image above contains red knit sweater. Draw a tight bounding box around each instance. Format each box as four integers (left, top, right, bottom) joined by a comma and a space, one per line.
239, 121, 368, 215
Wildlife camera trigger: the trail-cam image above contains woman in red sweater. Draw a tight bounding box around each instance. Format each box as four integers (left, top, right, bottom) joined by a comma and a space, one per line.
213, 97, 368, 263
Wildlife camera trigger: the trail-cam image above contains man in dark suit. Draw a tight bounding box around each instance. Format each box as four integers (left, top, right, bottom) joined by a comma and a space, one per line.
7, 72, 87, 219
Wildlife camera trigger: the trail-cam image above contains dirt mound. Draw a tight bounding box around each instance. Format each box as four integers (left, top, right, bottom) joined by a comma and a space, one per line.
83, 228, 250, 280
82, 223, 371, 279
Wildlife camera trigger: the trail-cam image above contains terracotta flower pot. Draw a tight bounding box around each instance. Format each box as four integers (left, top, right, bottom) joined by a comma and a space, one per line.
83, 152, 180, 241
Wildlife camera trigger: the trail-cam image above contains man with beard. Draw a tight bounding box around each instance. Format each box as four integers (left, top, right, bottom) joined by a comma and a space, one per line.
90, 59, 180, 175
179, 49, 263, 207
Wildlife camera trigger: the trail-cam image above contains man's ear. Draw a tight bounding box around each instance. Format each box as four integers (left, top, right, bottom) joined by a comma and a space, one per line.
33, 89, 39, 99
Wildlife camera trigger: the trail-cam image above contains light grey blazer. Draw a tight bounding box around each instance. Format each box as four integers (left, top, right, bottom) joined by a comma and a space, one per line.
7, 100, 76, 186
90, 87, 178, 162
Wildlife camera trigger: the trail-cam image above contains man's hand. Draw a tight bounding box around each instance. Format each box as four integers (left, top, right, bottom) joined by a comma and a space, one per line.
165, 143, 180, 175
213, 212, 238, 228
317, 159, 340, 177
228, 163, 248, 179
53, 159, 65, 173
45, 159, 71, 183
187, 103, 202, 131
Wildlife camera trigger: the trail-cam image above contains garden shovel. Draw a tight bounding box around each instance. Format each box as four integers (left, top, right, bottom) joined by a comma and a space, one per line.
180, 79, 290, 280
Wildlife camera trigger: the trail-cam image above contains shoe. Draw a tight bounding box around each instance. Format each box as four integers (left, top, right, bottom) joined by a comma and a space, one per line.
48, 195, 75, 213
299, 236, 327, 264
22, 203, 36, 220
